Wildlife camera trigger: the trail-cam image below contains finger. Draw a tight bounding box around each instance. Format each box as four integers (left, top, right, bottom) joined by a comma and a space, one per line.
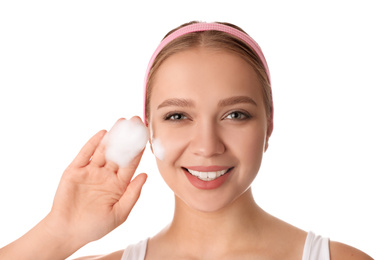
105, 160, 119, 173
114, 173, 148, 224
71, 130, 107, 168
116, 148, 145, 184
113, 117, 126, 125
90, 134, 107, 167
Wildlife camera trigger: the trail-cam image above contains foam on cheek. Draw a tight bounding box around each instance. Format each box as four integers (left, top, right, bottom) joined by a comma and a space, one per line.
152, 138, 165, 161
105, 118, 149, 167
150, 126, 165, 161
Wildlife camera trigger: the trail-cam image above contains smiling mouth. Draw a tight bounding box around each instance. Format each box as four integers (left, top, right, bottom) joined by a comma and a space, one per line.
183, 167, 233, 181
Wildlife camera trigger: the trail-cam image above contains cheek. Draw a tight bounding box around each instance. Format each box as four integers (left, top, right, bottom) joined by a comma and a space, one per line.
225, 125, 266, 168
151, 126, 192, 189
150, 123, 190, 165
247, 130, 266, 157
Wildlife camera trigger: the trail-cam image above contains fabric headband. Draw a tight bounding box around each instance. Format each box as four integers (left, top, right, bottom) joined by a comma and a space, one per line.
143, 22, 273, 128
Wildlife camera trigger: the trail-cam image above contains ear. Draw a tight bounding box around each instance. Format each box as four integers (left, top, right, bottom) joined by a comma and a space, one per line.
149, 142, 155, 155
147, 123, 156, 156
148, 131, 154, 154
264, 118, 273, 152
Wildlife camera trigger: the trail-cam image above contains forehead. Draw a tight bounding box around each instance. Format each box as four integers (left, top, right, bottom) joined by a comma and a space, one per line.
150, 47, 263, 106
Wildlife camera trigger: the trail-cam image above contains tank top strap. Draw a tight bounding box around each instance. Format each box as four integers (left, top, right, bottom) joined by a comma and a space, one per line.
121, 239, 148, 260
302, 231, 330, 260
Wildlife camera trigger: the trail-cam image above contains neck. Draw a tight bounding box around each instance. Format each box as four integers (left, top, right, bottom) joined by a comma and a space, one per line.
164, 188, 269, 250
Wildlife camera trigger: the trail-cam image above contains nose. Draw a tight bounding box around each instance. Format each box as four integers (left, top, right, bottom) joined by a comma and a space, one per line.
189, 119, 225, 158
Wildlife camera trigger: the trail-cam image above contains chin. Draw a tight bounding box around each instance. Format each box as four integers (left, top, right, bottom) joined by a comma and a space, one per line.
176, 185, 252, 213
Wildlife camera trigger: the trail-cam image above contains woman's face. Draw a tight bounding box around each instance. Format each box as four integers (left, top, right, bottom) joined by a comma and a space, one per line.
149, 47, 270, 212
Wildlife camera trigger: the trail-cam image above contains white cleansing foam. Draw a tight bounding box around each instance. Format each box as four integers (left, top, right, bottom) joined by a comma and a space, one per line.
149, 126, 165, 161
105, 118, 149, 167
151, 138, 165, 161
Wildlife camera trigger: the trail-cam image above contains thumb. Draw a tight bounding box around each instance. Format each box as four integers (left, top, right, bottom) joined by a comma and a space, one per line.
114, 173, 148, 224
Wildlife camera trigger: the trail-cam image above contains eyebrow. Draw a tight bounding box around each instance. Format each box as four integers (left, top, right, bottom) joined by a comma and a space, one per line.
157, 98, 195, 109
218, 96, 257, 107
157, 96, 257, 109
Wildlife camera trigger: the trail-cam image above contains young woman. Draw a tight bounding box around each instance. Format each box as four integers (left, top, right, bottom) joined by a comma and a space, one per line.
0, 22, 372, 260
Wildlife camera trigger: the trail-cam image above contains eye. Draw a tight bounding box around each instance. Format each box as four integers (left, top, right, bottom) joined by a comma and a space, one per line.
164, 112, 188, 121
225, 111, 250, 120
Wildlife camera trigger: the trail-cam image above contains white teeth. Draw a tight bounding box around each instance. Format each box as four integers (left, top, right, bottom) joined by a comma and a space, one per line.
208, 172, 217, 179
187, 169, 229, 181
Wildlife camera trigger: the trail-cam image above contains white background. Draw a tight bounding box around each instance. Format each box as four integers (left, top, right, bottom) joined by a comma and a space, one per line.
0, 1, 389, 259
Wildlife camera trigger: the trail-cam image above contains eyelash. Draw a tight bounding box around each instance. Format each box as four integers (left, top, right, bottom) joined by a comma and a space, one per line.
164, 112, 188, 121
224, 111, 251, 120
163, 111, 251, 121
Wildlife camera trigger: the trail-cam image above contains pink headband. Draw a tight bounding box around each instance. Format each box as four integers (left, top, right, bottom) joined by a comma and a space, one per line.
143, 22, 272, 128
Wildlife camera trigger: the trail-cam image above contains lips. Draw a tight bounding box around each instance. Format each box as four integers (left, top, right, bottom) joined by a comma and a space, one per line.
182, 166, 233, 190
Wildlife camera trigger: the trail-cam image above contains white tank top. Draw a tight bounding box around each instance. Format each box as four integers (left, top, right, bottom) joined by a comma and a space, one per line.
121, 231, 329, 260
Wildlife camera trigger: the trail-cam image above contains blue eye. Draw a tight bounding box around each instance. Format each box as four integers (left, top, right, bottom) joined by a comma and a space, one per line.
164, 113, 187, 121
225, 111, 250, 120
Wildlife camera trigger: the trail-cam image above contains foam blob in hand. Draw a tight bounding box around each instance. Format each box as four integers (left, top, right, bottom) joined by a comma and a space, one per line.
105, 118, 149, 168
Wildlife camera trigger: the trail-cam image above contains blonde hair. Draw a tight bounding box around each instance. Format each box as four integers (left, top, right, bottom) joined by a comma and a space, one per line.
145, 21, 272, 123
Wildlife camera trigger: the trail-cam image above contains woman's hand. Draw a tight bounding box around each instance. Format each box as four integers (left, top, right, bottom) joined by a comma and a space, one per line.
0, 122, 147, 260
46, 126, 148, 247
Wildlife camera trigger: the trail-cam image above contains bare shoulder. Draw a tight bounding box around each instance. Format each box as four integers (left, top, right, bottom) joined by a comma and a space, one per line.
329, 241, 373, 260
72, 250, 124, 260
